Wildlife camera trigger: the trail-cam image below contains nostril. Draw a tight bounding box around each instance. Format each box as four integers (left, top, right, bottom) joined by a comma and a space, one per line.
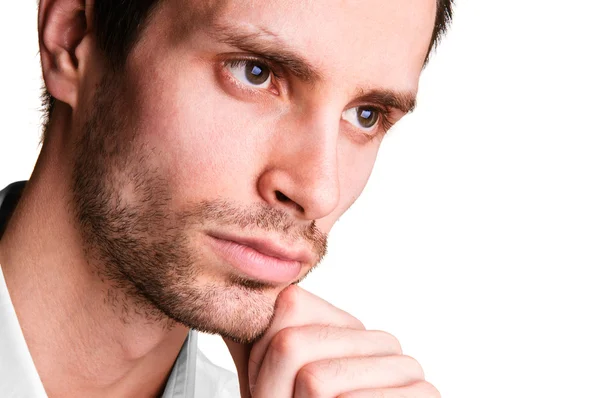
275, 190, 290, 202
275, 190, 305, 214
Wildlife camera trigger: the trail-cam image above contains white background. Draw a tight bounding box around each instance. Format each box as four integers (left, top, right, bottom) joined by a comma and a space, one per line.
1, 1, 599, 397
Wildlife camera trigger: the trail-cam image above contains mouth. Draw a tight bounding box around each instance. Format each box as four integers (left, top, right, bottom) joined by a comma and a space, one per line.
206, 231, 312, 284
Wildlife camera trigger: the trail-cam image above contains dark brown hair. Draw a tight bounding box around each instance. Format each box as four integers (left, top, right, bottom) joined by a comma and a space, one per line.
41, 0, 454, 132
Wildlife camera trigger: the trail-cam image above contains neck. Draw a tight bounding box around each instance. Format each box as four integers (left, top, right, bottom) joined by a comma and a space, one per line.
0, 110, 189, 397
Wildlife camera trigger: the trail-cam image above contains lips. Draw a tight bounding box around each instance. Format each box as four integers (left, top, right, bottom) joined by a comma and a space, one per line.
206, 231, 313, 284
212, 232, 312, 263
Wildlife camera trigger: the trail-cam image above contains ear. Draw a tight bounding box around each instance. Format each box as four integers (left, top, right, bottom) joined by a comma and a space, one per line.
38, 0, 93, 109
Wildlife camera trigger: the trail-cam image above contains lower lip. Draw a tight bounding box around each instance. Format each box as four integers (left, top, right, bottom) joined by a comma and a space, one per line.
207, 236, 302, 284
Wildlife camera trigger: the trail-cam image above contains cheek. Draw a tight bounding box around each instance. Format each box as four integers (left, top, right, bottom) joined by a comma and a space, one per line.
122, 57, 273, 205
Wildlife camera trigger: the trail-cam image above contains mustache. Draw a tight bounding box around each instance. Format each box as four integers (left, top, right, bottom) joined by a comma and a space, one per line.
178, 199, 328, 261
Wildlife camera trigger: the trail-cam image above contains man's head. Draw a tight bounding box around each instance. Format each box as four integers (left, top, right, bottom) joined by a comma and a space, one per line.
37, 0, 452, 343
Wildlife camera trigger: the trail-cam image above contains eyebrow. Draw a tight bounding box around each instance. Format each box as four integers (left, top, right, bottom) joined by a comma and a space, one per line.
355, 89, 417, 114
210, 22, 323, 83
208, 23, 417, 114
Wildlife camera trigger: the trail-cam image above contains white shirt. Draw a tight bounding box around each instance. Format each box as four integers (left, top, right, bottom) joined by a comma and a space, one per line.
0, 182, 241, 398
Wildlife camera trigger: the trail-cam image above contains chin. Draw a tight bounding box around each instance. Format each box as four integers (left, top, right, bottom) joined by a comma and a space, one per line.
154, 273, 279, 344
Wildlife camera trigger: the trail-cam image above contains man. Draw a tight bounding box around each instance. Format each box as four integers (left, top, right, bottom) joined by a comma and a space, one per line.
0, 0, 453, 397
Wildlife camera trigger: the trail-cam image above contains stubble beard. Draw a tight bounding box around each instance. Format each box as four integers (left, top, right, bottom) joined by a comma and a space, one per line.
69, 73, 327, 344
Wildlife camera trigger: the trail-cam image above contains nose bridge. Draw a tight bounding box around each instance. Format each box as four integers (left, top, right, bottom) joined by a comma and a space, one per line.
289, 104, 340, 214
258, 102, 341, 221
295, 106, 339, 179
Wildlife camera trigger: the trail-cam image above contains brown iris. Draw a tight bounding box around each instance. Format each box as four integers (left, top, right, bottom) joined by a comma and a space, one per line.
356, 107, 379, 128
244, 61, 270, 85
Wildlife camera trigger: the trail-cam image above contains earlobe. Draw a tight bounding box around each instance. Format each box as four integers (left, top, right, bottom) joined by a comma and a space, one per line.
38, 0, 91, 108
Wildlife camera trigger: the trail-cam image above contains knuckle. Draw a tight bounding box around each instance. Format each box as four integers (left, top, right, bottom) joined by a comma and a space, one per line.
295, 363, 328, 397
275, 285, 302, 317
269, 327, 305, 360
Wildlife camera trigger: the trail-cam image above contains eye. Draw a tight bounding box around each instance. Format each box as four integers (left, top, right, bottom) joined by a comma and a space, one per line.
225, 59, 273, 89
342, 106, 380, 131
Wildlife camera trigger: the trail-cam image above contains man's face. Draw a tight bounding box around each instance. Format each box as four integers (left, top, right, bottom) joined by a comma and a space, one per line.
71, 0, 435, 342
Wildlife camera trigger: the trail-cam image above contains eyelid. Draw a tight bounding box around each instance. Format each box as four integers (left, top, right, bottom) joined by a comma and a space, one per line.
223, 54, 285, 79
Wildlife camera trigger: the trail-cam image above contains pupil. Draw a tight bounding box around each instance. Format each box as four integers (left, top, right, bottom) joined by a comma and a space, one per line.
245, 62, 270, 85
251, 65, 263, 76
358, 107, 377, 128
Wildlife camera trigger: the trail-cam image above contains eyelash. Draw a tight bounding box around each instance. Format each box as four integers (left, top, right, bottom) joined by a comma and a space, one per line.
373, 108, 394, 133
221, 56, 395, 136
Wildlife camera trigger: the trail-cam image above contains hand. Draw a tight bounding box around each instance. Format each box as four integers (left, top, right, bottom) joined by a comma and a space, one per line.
227, 284, 440, 398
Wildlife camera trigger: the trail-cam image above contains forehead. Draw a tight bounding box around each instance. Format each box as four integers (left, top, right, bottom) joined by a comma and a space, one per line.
163, 0, 436, 93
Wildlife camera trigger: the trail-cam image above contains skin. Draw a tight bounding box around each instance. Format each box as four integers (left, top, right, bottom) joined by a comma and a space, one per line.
0, 0, 438, 396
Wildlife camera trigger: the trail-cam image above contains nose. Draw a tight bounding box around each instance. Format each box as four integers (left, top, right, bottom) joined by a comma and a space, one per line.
257, 111, 341, 221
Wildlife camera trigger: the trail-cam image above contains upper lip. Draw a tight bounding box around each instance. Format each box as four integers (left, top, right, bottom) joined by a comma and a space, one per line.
208, 231, 313, 264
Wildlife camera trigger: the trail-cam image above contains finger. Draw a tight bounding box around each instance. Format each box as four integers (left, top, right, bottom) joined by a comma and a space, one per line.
249, 285, 365, 387
251, 326, 403, 397
267, 285, 366, 337
293, 355, 425, 398
336, 381, 441, 398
